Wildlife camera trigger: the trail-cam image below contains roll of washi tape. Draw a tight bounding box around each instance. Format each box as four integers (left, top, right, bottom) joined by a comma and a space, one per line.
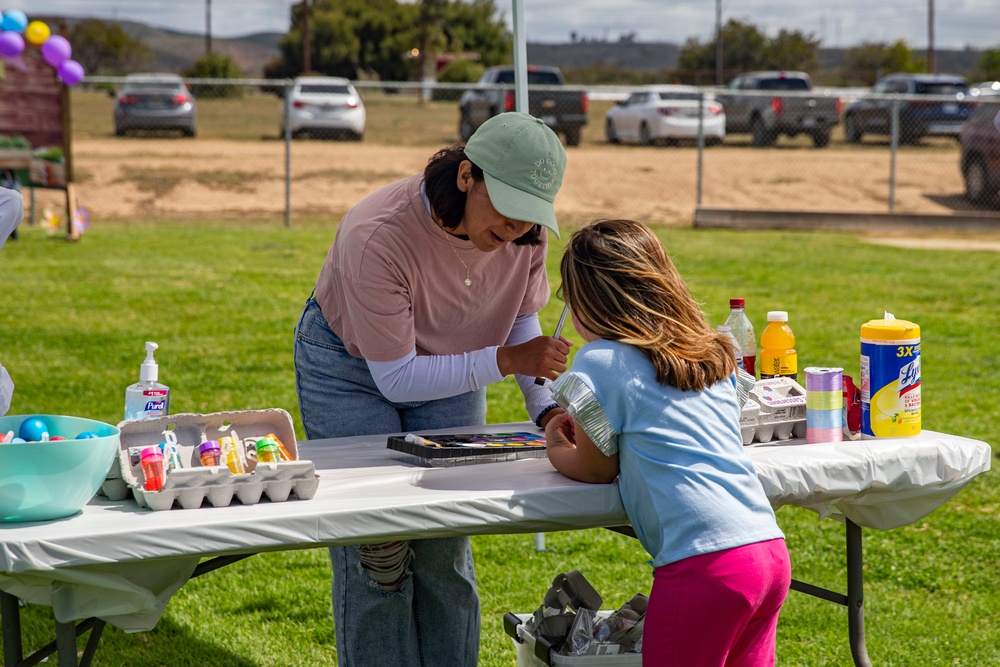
806, 390, 842, 411
805, 367, 844, 392
807, 409, 843, 429
806, 427, 843, 444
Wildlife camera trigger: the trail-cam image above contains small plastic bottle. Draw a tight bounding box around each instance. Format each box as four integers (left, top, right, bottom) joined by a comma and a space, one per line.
725, 298, 757, 378
255, 437, 281, 463
124, 342, 171, 421
717, 324, 743, 371
760, 311, 798, 380
199, 440, 222, 467
140, 446, 166, 492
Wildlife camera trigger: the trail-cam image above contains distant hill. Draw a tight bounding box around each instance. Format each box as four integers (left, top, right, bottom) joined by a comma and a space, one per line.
32, 16, 988, 82
35, 16, 282, 77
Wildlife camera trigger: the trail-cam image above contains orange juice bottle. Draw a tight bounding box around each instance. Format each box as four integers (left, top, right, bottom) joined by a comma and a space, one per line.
759, 311, 798, 380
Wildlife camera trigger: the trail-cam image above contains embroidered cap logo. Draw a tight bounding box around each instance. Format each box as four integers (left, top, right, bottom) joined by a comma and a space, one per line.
531, 157, 559, 191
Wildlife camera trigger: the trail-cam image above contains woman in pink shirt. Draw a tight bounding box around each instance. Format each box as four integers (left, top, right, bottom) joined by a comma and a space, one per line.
294, 113, 571, 666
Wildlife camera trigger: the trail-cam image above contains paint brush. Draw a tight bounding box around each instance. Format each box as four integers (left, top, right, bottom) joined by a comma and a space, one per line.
534, 304, 570, 386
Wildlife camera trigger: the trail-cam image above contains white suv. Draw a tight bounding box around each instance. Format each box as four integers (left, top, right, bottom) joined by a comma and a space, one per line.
282, 76, 366, 140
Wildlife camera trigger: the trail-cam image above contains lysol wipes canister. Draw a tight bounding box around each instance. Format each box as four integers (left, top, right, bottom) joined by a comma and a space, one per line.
860, 315, 921, 438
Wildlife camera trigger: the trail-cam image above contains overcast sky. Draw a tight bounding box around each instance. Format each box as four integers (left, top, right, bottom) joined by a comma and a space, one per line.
5, 0, 997, 50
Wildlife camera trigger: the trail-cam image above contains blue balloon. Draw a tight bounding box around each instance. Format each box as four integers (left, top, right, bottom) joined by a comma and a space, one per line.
1, 9, 28, 34
76, 431, 100, 439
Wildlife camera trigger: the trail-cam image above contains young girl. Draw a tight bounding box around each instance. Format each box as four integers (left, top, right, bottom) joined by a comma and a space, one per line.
544, 219, 790, 666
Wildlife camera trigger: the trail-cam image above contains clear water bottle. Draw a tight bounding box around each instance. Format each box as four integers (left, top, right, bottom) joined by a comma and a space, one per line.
717, 324, 743, 371
725, 298, 757, 378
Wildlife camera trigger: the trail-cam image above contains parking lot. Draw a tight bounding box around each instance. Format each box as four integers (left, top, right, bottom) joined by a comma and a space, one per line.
23, 85, 999, 226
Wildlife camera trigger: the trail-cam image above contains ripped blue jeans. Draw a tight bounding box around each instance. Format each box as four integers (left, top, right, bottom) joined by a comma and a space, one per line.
294, 297, 486, 666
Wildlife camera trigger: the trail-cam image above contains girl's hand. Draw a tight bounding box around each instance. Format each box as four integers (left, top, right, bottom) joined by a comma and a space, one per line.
544, 411, 577, 450
496, 335, 573, 380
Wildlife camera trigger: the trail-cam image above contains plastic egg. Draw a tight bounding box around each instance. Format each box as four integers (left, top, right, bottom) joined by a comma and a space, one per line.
19, 416, 51, 442
50, 436, 68, 441
76, 431, 100, 440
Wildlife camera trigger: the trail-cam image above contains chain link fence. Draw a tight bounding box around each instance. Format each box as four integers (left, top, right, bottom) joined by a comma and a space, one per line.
24, 77, 999, 227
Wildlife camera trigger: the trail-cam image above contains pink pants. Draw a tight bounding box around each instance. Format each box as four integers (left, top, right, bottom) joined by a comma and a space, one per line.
642, 538, 791, 667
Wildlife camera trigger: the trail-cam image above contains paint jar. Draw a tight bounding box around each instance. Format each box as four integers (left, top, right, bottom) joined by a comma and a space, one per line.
219, 435, 245, 474
140, 446, 166, 492
255, 437, 281, 464
860, 318, 921, 438
198, 440, 221, 467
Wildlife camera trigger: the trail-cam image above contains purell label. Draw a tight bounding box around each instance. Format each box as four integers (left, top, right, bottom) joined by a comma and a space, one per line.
144, 400, 167, 412
143, 389, 168, 398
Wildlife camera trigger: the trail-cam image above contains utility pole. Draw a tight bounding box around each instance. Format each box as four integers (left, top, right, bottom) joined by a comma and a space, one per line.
714, 0, 722, 85
302, 0, 311, 74
927, 0, 935, 73
205, 0, 212, 54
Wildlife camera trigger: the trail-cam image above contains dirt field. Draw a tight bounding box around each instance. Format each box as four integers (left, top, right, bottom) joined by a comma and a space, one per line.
28, 137, 999, 231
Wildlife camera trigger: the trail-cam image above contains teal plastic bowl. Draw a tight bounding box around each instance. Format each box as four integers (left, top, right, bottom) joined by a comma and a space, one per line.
0, 414, 120, 523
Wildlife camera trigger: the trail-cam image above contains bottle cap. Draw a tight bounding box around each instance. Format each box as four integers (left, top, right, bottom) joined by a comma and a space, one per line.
140, 341, 159, 383
199, 440, 221, 456
729, 298, 745, 308
140, 446, 163, 462
767, 311, 788, 322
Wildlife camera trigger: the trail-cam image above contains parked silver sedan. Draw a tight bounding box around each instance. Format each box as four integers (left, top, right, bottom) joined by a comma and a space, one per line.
283, 76, 366, 140
114, 73, 196, 137
605, 85, 725, 146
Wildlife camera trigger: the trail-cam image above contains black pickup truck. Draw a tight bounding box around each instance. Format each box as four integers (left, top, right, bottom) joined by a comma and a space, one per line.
715, 71, 842, 148
458, 65, 589, 146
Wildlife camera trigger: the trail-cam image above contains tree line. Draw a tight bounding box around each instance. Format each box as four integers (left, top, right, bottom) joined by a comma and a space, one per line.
65, 4, 1000, 90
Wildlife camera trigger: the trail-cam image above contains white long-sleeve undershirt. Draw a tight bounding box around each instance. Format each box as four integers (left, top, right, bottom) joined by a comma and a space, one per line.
366, 313, 556, 422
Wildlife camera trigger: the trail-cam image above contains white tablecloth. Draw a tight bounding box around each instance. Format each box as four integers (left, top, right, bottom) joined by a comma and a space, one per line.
0, 424, 990, 631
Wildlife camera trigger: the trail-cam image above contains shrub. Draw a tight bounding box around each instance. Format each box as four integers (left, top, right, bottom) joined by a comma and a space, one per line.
182, 53, 246, 99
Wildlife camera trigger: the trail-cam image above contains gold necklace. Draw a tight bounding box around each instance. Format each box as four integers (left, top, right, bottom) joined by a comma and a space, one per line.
449, 243, 473, 286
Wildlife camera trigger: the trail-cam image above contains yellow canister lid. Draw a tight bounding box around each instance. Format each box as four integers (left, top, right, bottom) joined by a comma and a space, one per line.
860, 318, 920, 340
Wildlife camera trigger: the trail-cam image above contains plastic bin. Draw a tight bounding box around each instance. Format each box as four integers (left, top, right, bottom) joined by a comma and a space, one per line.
503, 612, 642, 666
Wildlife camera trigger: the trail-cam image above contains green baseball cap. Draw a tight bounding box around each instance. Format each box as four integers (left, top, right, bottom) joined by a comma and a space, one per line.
465, 112, 566, 238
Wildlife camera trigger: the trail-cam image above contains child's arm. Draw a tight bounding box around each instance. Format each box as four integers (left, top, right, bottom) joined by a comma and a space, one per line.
544, 411, 619, 484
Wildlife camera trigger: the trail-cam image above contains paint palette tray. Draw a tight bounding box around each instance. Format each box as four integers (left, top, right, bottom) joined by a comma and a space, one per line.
100, 408, 319, 510
386, 431, 548, 467
740, 378, 808, 445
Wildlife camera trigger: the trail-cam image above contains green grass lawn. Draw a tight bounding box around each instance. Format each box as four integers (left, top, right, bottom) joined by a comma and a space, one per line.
1, 220, 997, 666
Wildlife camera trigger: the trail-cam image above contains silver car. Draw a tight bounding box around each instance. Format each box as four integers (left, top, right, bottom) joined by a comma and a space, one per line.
605, 85, 725, 146
282, 76, 366, 140
114, 73, 197, 137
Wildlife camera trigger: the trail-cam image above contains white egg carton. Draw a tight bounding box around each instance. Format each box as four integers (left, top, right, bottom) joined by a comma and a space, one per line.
740, 378, 808, 445
99, 408, 319, 511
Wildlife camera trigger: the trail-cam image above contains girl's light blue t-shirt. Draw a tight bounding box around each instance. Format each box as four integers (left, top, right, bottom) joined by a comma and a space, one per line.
552, 339, 783, 568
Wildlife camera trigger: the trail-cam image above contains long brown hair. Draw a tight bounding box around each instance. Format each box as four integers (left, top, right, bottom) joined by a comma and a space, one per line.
559, 219, 737, 391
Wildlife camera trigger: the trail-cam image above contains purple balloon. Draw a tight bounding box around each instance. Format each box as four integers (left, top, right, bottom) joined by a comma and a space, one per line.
42, 34, 71, 68
0, 31, 25, 59
57, 59, 84, 86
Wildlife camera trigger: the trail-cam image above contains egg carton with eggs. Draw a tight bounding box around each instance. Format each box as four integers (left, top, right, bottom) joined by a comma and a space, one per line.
739, 377, 808, 445
100, 408, 319, 511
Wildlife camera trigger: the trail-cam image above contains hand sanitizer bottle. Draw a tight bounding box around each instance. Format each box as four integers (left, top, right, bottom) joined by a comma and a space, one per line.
124, 341, 171, 421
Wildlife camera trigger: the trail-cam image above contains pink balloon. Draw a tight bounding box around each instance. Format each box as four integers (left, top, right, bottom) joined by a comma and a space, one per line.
57, 59, 84, 86
42, 34, 72, 68
0, 31, 25, 59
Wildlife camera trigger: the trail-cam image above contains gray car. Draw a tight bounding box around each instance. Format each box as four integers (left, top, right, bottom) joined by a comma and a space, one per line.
114, 74, 197, 137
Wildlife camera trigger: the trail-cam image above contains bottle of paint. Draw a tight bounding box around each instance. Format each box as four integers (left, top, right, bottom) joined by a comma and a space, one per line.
124, 341, 170, 421
724, 298, 757, 378
759, 311, 798, 380
860, 317, 920, 438
140, 446, 166, 492
255, 437, 281, 464
199, 440, 222, 467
